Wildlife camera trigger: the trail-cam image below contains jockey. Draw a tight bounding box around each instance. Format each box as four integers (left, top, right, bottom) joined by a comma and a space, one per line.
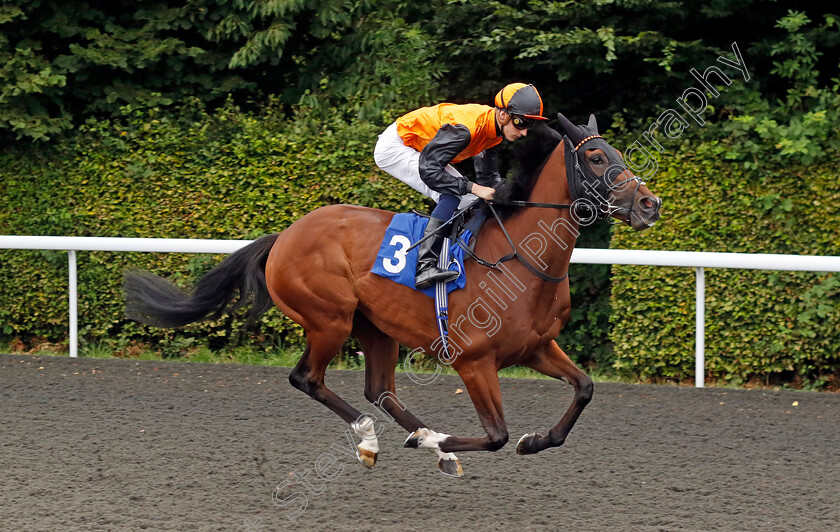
374, 82, 548, 289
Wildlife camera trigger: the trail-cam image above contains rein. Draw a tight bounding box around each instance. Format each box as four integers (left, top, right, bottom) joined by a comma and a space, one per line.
456, 200, 569, 284
507, 200, 571, 210
486, 201, 570, 282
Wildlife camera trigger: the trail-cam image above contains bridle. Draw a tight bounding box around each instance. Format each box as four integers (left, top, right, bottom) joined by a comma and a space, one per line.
563, 133, 647, 226
461, 133, 647, 283
507, 134, 645, 219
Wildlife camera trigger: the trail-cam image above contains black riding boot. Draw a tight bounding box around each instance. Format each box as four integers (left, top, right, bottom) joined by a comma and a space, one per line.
415, 218, 459, 290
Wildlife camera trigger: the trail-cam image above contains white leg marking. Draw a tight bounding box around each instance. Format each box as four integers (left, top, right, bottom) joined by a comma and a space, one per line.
435, 450, 458, 462
351, 416, 379, 454
406, 428, 459, 462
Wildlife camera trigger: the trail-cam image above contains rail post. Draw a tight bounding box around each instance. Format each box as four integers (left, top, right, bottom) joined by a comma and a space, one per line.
69, 250, 78, 358
695, 267, 705, 388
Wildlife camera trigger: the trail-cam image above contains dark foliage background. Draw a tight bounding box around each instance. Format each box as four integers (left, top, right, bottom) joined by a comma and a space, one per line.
1, 1, 837, 386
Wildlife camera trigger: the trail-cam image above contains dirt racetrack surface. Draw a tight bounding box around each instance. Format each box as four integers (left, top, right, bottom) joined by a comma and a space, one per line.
1, 354, 838, 531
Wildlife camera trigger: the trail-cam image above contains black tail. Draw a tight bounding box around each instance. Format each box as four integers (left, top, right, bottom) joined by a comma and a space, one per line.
124, 234, 280, 328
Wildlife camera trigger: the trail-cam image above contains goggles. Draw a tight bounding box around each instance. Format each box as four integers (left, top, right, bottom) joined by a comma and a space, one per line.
511, 115, 537, 130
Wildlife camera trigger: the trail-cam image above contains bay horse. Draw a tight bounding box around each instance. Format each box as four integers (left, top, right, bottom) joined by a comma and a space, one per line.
124, 113, 661, 477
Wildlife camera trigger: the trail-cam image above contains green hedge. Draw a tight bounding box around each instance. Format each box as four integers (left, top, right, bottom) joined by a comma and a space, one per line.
0, 99, 430, 354
609, 147, 840, 388
7, 99, 837, 387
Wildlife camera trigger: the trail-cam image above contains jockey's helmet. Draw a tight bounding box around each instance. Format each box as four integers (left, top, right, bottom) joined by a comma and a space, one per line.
494, 83, 548, 128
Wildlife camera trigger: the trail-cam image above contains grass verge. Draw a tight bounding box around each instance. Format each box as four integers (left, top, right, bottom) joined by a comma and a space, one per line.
0, 340, 628, 382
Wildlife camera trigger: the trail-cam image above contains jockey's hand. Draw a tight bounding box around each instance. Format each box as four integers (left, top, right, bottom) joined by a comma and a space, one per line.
471, 183, 496, 201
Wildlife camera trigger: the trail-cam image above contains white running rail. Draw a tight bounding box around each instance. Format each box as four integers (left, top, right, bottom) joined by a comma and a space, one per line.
3, 235, 840, 387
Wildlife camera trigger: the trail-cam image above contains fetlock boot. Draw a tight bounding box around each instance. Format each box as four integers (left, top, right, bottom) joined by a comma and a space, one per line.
415, 218, 459, 290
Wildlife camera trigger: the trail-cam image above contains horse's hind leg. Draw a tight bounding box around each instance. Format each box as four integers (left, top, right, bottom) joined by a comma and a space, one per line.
515, 341, 593, 455
352, 314, 463, 476
287, 330, 381, 468
353, 314, 426, 431
288, 335, 357, 422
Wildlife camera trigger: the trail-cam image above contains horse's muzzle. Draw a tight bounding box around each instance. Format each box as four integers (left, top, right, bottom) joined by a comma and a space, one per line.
632, 193, 662, 230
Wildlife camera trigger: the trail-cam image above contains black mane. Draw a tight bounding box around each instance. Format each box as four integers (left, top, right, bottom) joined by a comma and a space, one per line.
491, 122, 563, 219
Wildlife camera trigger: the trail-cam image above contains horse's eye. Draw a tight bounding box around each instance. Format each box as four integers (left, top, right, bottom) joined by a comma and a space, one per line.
591, 156, 602, 164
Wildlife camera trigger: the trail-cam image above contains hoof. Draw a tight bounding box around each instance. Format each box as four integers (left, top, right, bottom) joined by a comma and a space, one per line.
516, 432, 543, 455
357, 446, 377, 469
437, 457, 463, 477
404, 428, 427, 449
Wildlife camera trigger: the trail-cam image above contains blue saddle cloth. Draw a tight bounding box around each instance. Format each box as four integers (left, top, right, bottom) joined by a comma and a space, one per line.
371, 213, 470, 298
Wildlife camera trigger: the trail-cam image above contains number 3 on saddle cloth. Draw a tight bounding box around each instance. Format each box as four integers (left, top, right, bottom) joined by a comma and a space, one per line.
372, 212, 474, 357
371, 213, 471, 297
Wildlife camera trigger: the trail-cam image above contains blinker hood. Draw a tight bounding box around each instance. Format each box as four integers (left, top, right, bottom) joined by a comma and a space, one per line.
556, 112, 627, 213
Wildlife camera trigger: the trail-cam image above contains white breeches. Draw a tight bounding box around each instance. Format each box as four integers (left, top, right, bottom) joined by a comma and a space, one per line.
373, 123, 477, 209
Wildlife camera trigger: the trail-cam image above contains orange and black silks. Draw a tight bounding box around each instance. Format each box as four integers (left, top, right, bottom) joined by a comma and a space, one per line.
396, 103, 504, 196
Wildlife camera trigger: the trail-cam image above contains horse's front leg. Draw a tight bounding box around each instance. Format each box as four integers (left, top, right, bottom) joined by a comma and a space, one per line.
516, 340, 593, 455
405, 361, 509, 468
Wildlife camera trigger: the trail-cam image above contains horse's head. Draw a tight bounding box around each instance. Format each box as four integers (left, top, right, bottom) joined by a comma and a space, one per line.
557, 113, 661, 230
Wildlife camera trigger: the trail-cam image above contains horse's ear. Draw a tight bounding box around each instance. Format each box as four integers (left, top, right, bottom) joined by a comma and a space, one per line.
556, 112, 579, 139
587, 114, 599, 133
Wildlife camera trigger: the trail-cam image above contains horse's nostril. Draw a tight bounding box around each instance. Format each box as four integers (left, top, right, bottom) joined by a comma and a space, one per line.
639, 196, 661, 212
